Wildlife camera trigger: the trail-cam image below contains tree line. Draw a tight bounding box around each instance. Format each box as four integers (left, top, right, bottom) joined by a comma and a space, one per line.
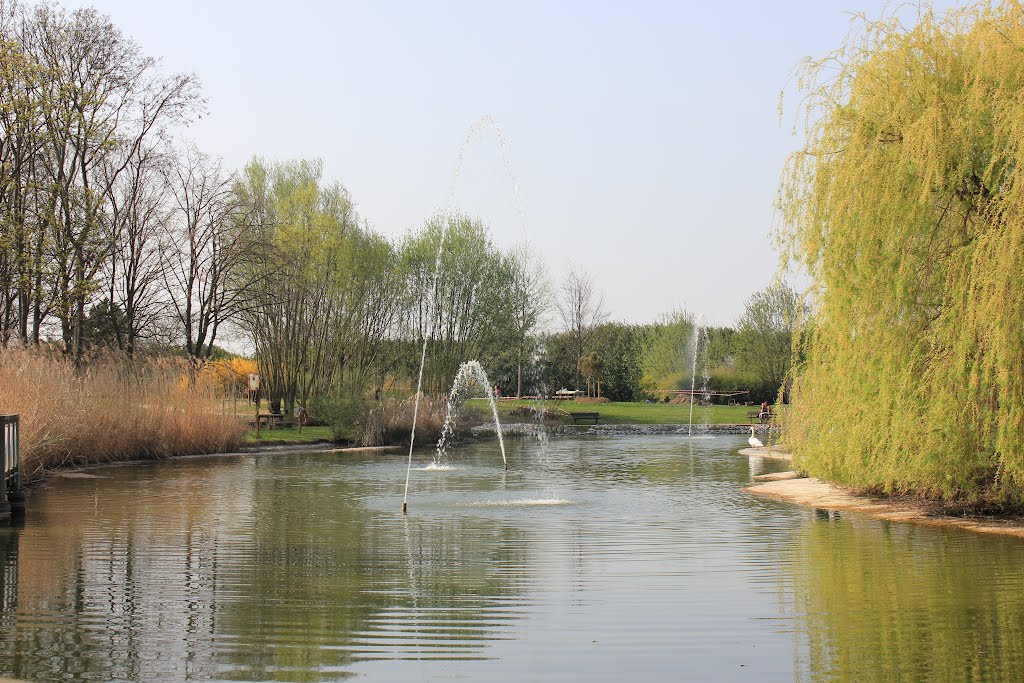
535, 281, 798, 404
0, 0, 551, 413
0, 0, 796, 419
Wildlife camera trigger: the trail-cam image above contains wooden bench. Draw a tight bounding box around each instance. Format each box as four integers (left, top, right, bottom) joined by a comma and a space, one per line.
746, 410, 775, 424
255, 412, 286, 429
569, 412, 600, 424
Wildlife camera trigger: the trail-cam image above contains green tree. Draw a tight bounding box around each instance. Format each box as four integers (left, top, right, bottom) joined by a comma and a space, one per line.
640, 309, 694, 392
592, 323, 644, 402
778, 2, 1024, 503
734, 282, 799, 398
578, 350, 603, 398
233, 158, 392, 413
400, 214, 518, 395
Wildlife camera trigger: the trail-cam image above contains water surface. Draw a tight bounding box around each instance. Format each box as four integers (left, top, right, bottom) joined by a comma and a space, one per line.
1, 436, 1023, 681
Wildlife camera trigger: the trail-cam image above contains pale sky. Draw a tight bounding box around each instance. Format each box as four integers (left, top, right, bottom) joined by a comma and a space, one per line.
62, 0, 948, 326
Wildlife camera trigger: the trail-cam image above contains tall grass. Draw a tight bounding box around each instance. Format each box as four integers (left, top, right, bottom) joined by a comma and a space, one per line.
0, 349, 243, 475
362, 395, 475, 447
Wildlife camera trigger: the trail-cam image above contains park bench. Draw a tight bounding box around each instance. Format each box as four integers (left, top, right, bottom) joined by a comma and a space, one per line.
746, 410, 775, 425
569, 412, 600, 424
253, 412, 287, 429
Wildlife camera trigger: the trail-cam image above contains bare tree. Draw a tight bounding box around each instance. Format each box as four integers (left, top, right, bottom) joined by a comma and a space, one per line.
9, 3, 200, 360
556, 265, 608, 392
102, 142, 172, 355
508, 241, 551, 397
163, 146, 251, 371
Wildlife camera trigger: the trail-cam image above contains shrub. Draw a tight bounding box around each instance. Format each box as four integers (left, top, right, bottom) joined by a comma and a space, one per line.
309, 396, 369, 443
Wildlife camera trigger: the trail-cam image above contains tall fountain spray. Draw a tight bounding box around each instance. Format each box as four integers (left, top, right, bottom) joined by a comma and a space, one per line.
435, 361, 507, 469
687, 313, 705, 437
402, 116, 524, 514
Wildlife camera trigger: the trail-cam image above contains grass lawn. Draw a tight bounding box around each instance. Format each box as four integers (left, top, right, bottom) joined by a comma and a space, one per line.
243, 425, 334, 445
240, 402, 772, 443
481, 399, 771, 425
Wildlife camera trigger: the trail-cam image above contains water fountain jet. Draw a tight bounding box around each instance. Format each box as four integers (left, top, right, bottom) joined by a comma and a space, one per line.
402, 116, 524, 513
435, 361, 507, 470
687, 313, 705, 437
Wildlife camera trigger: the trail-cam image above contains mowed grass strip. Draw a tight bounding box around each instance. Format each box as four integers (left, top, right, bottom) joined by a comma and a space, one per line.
486, 400, 769, 425
242, 402, 773, 443
244, 425, 335, 445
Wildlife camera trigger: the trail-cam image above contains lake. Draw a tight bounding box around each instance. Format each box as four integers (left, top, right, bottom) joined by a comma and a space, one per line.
1, 435, 1023, 681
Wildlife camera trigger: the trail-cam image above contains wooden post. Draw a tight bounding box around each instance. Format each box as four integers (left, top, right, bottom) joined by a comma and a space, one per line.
0, 423, 8, 521
249, 373, 261, 438
0, 415, 15, 520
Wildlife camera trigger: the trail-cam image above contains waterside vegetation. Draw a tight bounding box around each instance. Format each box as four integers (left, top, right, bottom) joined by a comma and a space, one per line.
780, 2, 1024, 506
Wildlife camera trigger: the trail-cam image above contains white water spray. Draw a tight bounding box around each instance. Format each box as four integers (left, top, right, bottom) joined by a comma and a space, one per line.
402, 116, 523, 514
687, 313, 705, 438
435, 361, 507, 469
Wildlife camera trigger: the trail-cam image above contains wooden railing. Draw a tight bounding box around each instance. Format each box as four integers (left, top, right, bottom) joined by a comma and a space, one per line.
1, 415, 20, 519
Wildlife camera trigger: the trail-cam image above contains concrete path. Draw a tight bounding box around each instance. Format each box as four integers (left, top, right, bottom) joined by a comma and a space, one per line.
745, 475, 1024, 539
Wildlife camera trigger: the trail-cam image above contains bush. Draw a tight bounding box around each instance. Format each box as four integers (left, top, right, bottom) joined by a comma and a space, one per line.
308, 396, 368, 444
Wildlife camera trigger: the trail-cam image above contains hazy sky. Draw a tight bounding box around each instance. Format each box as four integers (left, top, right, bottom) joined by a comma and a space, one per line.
61, 0, 936, 326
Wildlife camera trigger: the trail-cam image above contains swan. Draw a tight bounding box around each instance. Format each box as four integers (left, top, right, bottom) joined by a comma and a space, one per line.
748, 426, 764, 449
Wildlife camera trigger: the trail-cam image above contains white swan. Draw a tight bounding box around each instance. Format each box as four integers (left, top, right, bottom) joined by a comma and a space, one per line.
748, 426, 764, 449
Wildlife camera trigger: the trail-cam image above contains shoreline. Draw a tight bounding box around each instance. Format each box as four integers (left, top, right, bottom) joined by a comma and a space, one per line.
477, 422, 776, 437
744, 474, 1024, 539
34, 444, 403, 484
16, 427, 759, 493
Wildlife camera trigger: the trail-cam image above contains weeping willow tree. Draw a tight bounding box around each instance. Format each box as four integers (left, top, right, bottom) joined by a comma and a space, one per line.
778, 2, 1024, 505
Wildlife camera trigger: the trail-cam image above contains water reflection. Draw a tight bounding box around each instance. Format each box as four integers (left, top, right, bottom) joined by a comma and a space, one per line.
0, 527, 16, 614
0, 437, 1023, 681
0, 453, 542, 681
784, 515, 1024, 682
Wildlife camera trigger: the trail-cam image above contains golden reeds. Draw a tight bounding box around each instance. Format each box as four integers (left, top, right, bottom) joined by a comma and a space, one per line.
0, 349, 243, 475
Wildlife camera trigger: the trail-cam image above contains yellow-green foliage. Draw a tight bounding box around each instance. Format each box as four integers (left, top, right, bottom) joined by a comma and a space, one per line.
779, 3, 1024, 504
783, 519, 1024, 680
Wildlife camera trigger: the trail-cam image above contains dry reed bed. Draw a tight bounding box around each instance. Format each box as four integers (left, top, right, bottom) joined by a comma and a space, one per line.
0, 350, 242, 475
363, 395, 484, 447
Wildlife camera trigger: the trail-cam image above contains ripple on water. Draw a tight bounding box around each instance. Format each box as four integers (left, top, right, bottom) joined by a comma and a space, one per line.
455, 498, 576, 508
7, 434, 1024, 683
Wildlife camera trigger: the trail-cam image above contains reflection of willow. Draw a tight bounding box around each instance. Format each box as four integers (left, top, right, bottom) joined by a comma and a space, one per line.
785, 517, 1024, 682
214, 457, 533, 679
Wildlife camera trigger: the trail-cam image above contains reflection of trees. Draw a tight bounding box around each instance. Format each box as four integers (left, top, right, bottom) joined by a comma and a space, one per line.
214, 457, 532, 680
0, 458, 258, 681
572, 448, 752, 489
0, 454, 534, 681
784, 518, 1024, 682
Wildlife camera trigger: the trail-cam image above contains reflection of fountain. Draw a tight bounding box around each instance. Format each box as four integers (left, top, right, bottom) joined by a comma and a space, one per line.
687, 313, 705, 437
435, 361, 507, 469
